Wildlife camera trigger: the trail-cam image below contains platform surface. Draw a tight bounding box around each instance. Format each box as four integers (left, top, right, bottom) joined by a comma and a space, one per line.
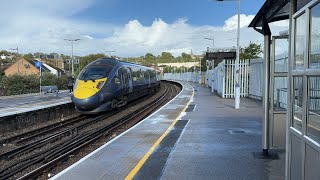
52, 82, 285, 180
159, 84, 285, 180
52, 81, 193, 180
0, 91, 71, 117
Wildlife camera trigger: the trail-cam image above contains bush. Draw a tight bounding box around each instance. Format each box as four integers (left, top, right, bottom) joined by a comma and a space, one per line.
0, 74, 69, 96
41, 73, 68, 90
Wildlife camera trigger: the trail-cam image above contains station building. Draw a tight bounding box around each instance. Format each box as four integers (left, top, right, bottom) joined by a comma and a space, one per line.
250, 0, 320, 179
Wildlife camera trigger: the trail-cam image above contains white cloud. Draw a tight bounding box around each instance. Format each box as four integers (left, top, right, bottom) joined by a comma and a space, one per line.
223, 14, 255, 31
0, 1, 288, 57
83, 35, 94, 40
103, 16, 288, 57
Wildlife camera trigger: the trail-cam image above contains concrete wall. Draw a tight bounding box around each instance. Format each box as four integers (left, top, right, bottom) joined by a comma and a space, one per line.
0, 103, 76, 133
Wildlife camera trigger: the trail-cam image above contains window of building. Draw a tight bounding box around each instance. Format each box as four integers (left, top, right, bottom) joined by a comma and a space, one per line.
294, 13, 306, 70
309, 3, 320, 69
307, 76, 320, 142
274, 38, 289, 73
292, 76, 304, 131
274, 77, 288, 110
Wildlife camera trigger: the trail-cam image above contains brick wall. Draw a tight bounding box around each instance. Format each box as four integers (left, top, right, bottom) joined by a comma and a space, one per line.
4, 58, 39, 76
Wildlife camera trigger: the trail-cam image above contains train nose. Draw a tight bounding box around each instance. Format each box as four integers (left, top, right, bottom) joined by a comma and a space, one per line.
72, 88, 99, 111
74, 87, 97, 99
72, 95, 100, 111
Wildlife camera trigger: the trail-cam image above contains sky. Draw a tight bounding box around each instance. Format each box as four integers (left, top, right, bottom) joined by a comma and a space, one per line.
0, 0, 289, 57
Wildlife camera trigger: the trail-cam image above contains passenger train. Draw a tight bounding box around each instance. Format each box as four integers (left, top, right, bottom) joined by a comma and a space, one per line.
71, 58, 160, 114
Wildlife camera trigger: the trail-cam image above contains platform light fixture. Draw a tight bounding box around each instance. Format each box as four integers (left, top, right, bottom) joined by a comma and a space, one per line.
64, 38, 81, 77
10, 46, 20, 74
204, 37, 215, 50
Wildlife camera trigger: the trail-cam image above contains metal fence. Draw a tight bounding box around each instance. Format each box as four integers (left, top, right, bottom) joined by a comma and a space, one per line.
162, 57, 319, 113
248, 58, 264, 100
309, 77, 320, 111
209, 59, 249, 98
163, 72, 204, 84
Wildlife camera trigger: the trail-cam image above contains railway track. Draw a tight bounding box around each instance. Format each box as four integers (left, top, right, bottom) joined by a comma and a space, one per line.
0, 81, 181, 180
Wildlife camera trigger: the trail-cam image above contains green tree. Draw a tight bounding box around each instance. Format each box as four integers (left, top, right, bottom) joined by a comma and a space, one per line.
0, 74, 39, 95
159, 52, 174, 63
200, 57, 207, 71
0, 68, 4, 77
145, 53, 155, 60
181, 53, 192, 62
23, 53, 34, 61
0, 74, 69, 96
240, 42, 262, 60
41, 73, 68, 90
0, 50, 10, 55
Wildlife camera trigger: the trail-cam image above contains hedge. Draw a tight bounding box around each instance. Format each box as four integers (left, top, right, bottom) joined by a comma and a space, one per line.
0, 73, 69, 96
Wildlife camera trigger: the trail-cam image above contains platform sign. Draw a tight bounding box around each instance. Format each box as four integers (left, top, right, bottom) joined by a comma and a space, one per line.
35, 61, 42, 68
66, 59, 79, 64
206, 51, 236, 60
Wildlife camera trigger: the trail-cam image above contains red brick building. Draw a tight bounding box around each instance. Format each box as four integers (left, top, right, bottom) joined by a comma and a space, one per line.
4, 58, 50, 76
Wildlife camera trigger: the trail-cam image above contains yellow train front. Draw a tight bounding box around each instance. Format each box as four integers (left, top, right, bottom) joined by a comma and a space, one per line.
72, 58, 159, 114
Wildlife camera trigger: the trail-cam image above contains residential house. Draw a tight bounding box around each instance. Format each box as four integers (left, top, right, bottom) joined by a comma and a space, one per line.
42, 63, 64, 76
34, 54, 65, 71
4, 58, 50, 76
1, 54, 13, 60
1, 54, 6, 60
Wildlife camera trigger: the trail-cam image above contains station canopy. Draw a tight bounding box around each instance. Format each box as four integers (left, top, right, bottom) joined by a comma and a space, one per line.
249, 0, 312, 28
248, 0, 289, 28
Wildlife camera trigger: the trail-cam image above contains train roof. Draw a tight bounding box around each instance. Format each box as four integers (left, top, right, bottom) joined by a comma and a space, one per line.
88, 58, 155, 70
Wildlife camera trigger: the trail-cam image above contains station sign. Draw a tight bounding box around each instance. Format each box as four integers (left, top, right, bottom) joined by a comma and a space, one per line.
66, 59, 79, 64
206, 51, 236, 60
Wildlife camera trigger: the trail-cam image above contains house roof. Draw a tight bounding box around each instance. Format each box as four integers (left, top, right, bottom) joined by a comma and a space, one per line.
26, 59, 50, 72
45, 63, 64, 72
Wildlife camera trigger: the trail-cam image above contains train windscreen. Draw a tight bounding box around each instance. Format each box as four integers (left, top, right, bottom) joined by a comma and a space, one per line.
78, 66, 114, 81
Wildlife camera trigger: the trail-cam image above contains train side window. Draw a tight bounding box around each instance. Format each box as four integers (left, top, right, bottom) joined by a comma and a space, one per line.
114, 68, 123, 87
132, 67, 138, 82
118, 68, 122, 75
139, 69, 143, 79
127, 68, 132, 80
137, 69, 143, 81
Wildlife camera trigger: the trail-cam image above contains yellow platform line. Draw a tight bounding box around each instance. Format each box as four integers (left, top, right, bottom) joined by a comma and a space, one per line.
125, 86, 194, 180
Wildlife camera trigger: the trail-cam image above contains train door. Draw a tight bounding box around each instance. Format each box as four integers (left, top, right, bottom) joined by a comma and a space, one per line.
121, 67, 129, 93
127, 67, 133, 93
115, 68, 123, 92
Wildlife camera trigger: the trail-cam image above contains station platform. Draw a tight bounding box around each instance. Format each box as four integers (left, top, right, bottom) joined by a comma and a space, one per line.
0, 90, 71, 118
52, 81, 285, 180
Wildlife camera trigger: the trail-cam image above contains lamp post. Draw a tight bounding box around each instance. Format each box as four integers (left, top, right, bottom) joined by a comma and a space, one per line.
204, 37, 214, 50
105, 50, 116, 58
40, 58, 42, 94
204, 38, 214, 70
10, 46, 19, 55
10, 46, 19, 74
216, 0, 241, 109
64, 38, 80, 77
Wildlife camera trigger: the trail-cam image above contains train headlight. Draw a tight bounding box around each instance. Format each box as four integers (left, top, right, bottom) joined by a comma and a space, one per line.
96, 81, 104, 89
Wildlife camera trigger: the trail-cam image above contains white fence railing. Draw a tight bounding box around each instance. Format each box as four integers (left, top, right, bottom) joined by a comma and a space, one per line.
162, 56, 319, 112
163, 60, 250, 98
209, 59, 249, 98
163, 72, 204, 84
309, 77, 320, 111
